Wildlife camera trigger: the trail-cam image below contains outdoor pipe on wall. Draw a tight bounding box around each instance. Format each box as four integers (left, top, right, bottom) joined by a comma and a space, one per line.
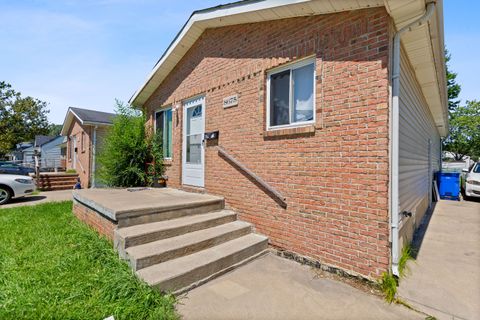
390, 1, 436, 276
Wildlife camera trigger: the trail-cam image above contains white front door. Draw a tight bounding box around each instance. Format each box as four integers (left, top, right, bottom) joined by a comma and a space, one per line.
182, 96, 205, 187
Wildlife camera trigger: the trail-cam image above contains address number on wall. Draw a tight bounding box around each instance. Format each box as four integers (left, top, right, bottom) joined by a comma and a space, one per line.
223, 94, 238, 108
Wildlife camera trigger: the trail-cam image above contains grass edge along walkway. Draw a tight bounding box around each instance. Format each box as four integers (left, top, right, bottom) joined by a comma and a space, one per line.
0, 201, 177, 320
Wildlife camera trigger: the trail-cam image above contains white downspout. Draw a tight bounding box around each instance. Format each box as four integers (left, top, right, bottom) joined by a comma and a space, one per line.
91, 126, 97, 188
391, 2, 436, 276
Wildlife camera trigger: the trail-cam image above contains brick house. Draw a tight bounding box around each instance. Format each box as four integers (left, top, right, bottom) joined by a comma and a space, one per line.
130, 0, 447, 279
61, 107, 115, 188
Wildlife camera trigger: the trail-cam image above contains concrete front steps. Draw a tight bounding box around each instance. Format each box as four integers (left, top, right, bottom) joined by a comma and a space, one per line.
36, 173, 78, 191
114, 199, 268, 294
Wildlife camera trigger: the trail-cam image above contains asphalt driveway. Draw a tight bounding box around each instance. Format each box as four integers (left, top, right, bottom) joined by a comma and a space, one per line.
398, 199, 480, 320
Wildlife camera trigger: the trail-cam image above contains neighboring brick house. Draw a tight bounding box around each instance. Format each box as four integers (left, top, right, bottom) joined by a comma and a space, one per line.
61, 107, 115, 188
130, 0, 448, 280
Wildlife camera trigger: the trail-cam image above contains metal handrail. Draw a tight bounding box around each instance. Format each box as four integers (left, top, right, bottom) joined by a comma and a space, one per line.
217, 146, 287, 208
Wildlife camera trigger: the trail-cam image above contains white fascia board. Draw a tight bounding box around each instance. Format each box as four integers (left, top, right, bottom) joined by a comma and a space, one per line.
83, 121, 113, 127
60, 108, 83, 136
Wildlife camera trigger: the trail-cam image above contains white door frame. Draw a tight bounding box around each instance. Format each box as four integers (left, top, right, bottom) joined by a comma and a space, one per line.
182, 96, 205, 187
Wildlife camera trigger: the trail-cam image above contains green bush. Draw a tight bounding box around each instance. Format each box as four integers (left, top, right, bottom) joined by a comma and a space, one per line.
97, 101, 164, 187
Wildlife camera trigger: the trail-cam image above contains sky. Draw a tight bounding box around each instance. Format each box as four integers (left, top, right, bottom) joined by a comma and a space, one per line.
0, 0, 478, 125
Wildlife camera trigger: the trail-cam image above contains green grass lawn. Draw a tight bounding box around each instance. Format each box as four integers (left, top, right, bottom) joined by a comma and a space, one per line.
0, 201, 177, 320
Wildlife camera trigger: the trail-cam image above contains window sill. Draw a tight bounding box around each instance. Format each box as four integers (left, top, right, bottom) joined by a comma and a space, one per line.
263, 124, 316, 138
163, 158, 173, 166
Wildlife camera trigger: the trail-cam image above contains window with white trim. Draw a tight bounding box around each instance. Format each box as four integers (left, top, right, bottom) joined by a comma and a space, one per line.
267, 58, 316, 129
155, 108, 173, 158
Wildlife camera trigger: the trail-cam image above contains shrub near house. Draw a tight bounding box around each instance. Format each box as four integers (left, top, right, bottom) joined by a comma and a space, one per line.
97, 101, 164, 188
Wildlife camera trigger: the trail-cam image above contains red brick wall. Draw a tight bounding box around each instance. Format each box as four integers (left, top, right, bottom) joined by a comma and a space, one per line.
73, 200, 116, 240
145, 8, 391, 279
66, 120, 92, 188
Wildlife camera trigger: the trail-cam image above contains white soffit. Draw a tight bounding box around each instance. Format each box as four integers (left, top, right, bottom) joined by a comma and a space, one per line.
386, 0, 448, 135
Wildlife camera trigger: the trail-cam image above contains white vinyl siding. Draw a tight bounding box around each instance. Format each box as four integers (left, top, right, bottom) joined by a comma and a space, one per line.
398, 47, 441, 219
40, 138, 63, 169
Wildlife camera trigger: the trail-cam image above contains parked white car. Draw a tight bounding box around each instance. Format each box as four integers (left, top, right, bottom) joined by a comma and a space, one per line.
0, 174, 35, 205
462, 162, 480, 199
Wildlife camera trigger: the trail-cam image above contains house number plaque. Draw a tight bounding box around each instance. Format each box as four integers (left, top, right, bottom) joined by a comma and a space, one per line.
223, 94, 238, 108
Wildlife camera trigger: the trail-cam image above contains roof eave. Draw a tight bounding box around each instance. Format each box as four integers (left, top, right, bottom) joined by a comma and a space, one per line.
386, 0, 448, 136
83, 121, 113, 127
129, 0, 385, 107
60, 108, 84, 136
131, 0, 448, 136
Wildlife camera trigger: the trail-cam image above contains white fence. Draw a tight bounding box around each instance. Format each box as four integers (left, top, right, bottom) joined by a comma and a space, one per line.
8, 158, 66, 171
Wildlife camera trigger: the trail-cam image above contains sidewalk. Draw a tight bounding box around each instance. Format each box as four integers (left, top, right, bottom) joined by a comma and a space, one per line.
398, 199, 480, 320
178, 253, 422, 320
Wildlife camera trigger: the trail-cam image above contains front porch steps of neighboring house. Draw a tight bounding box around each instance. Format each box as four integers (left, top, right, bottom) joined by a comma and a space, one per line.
72, 188, 268, 294
36, 173, 79, 191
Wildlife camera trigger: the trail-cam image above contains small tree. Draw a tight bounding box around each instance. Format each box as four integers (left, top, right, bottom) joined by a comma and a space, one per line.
97, 101, 164, 187
0, 81, 51, 158
443, 100, 480, 160
445, 49, 461, 111
48, 124, 63, 136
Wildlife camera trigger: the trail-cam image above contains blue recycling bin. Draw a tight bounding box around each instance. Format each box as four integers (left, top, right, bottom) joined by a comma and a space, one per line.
436, 172, 461, 201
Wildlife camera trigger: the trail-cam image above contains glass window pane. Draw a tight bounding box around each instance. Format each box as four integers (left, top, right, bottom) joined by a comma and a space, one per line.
192, 106, 202, 118
187, 105, 202, 135
473, 163, 480, 173
164, 109, 172, 158
186, 134, 202, 164
155, 111, 164, 135
270, 70, 290, 127
293, 63, 314, 123
156, 109, 173, 158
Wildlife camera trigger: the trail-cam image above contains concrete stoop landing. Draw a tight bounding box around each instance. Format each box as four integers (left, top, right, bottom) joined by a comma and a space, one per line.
73, 188, 268, 294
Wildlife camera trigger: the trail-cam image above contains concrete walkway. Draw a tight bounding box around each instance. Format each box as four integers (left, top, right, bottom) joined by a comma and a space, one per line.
178, 253, 423, 320
398, 199, 480, 320
1, 190, 73, 209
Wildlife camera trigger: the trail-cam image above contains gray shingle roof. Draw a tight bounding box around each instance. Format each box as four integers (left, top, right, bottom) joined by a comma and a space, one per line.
70, 107, 116, 125
35, 135, 55, 147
